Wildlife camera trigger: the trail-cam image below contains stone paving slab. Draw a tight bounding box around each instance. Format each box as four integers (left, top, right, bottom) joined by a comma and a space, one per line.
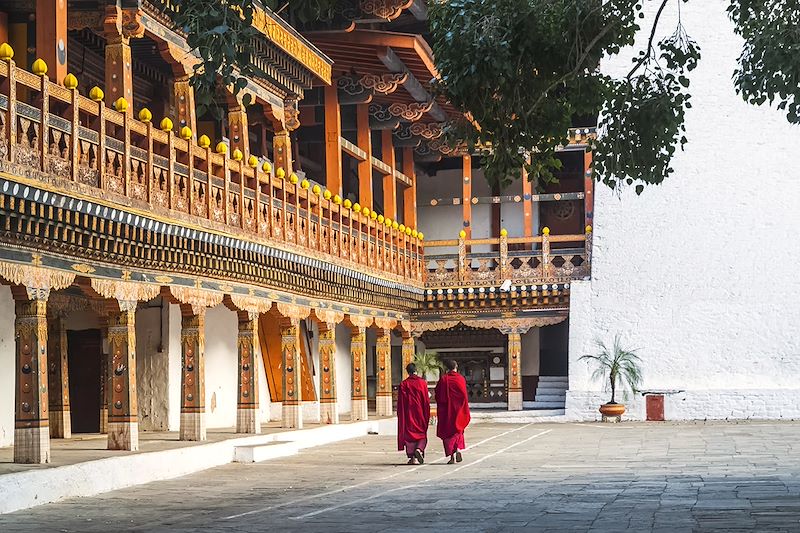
2, 421, 800, 531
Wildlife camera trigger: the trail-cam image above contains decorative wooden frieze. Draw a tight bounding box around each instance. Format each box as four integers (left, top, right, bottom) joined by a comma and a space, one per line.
368, 103, 402, 130
170, 286, 224, 315
360, 0, 413, 20
387, 101, 433, 122
0, 262, 75, 301
409, 122, 444, 140
363, 72, 407, 94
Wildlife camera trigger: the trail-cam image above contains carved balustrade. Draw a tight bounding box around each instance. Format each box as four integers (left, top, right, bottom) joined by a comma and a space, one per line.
423, 233, 591, 289
0, 57, 423, 284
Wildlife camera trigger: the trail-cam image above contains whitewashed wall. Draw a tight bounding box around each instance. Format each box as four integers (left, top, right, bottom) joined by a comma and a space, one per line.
203, 304, 238, 428
167, 304, 182, 431
335, 323, 353, 415
0, 286, 14, 447
567, 1, 800, 421
135, 303, 170, 431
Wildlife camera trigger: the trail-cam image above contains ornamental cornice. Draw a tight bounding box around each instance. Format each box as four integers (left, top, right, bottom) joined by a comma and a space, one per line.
276, 302, 311, 321
169, 285, 224, 315
0, 260, 76, 300
411, 315, 567, 336
91, 278, 161, 311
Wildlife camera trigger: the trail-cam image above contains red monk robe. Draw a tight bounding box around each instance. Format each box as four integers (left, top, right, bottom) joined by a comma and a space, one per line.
397, 373, 431, 463
435, 368, 471, 461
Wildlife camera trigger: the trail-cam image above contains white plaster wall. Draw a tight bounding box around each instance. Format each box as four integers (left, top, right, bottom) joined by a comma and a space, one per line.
335, 323, 353, 414
0, 286, 14, 447
167, 304, 182, 431
567, 1, 800, 421
135, 302, 170, 431
203, 305, 238, 429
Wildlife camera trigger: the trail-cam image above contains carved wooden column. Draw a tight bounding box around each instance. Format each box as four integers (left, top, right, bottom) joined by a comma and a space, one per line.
174, 76, 197, 137
180, 306, 206, 440
280, 317, 302, 429
228, 104, 249, 155
47, 316, 70, 439
324, 85, 342, 196
13, 289, 50, 463
506, 331, 523, 411
103, 7, 134, 112
356, 103, 373, 209
401, 332, 415, 372
375, 328, 393, 417
462, 154, 472, 239
402, 147, 417, 228
318, 322, 338, 424
382, 129, 397, 220
236, 311, 260, 434
106, 305, 139, 450
350, 324, 368, 421
35, 0, 68, 83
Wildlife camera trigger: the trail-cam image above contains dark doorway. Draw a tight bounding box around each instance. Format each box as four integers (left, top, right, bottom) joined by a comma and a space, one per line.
539, 320, 569, 377
67, 329, 103, 433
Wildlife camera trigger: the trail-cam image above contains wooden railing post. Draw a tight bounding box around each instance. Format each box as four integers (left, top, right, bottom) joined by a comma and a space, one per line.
542, 227, 551, 279
37, 66, 49, 172
145, 121, 153, 203
458, 234, 467, 282
97, 98, 106, 190
3, 53, 17, 163
499, 231, 510, 280
122, 110, 131, 196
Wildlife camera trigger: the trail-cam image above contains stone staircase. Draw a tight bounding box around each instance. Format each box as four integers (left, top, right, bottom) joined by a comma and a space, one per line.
523, 376, 568, 411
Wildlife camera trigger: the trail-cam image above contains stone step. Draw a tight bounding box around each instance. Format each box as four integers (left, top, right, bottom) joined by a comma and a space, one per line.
535, 393, 566, 402
538, 377, 568, 383
535, 387, 568, 394
233, 441, 299, 463
524, 401, 566, 409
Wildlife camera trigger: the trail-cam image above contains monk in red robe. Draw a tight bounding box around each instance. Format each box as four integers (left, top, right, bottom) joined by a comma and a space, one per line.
397, 363, 431, 464
435, 359, 471, 464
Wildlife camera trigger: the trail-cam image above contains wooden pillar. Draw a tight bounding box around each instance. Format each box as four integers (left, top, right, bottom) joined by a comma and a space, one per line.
350, 325, 368, 421
584, 149, 594, 230
106, 306, 139, 451
236, 311, 260, 434
382, 130, 397, 220
318, 323, 338, 424
402, 148, 417, 228
280, 318, 302, 429
356, 104, 373, 208
228, 105, 249, 155
174, 76, 196, 136
273, 130, 292, 176
47, 316, 70, 439
522, 162, 533, 241
103, 8, 133, 113
507, 332, 522, 411
324, 85, 342, 196
375, 329, 392, 417
35, 0, 67, 83
13, 293, 50, 464
462, 154, 472, 238
401, 332, 415, 372
180, 307, 206, 441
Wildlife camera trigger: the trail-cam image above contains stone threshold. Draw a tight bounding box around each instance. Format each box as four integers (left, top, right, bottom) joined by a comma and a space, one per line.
0, 418, 397, 515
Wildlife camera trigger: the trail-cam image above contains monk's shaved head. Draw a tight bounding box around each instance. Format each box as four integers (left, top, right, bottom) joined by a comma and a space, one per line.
406, 363, 417, 375
445, 359, 457, 371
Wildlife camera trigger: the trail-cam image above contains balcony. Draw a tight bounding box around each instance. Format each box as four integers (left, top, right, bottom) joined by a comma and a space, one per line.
0, 54, 423, 287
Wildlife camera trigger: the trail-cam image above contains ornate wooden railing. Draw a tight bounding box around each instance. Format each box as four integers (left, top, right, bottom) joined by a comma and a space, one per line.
423, 232, 591, 289
0, 52, 423, 284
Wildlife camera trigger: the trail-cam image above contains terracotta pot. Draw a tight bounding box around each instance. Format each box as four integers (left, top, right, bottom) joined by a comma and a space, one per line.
599, 403, 626, 417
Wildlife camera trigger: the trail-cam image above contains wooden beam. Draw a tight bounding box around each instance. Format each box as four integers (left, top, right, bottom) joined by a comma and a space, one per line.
340, 137, 368, 161
324, 85, 342, 195
408, 0, 428, 20
356, 103, 373, 208
584, 148, 594, 230
382, 129, 397, 220
377, 47, 447, 122
368, 103, 402, 130
36, 0, 68, 83
522, 161, 533, 239
402, 147, 417, 228
463, 154, 472, 238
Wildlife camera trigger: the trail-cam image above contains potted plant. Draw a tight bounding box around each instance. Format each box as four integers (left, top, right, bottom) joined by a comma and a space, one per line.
413, 351, 444, 423
579, 336, 642, 420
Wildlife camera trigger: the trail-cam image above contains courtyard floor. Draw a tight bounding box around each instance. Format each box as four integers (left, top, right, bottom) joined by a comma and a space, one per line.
2, 420, 800, 532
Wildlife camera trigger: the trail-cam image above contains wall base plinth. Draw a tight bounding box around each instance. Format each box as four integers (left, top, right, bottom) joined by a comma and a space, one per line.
14, 426, 51, 464
99, 407, 108, 434
108, 421, 140, 451
508, 391, 523, 411
237, 408, 261, 434
282, 403, 302, 429
352, 399, 368, 421
320, 402, 339, 424
180, 412, 207, 441
376, 395, 393, 417
49, 410, 71, 439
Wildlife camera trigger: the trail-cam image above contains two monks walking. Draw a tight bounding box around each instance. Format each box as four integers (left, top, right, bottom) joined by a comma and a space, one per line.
397, 359, 471, 465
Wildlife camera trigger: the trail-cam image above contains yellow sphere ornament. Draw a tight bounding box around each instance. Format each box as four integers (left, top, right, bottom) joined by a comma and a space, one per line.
0, 43, 14, 60
215, 142, 228, 154
371, 211, 378, 220
418, 232, 424, 241
138, 107, 153, 123
232, 148, 243, 161
31, 58, 47, 76
459, 229, 467, 239
362, 207, 370, 217
411, 229, 418, 238
198, 135, 211, 148
300, 179, 310, 189
89, 86, 104, 102
399, 224, 406, 233
159, 117, 173, 132
585, 224, 593, 234
333, 195, 342, 205
312, 184, 321, 195
262, 161, 272, 174
276, 168, 286, 179
289, 173, 299, 184
180, 126, 192, 140
392, 221, 399, 230
323, 190, 332, 200
343, 199, 352, 209
543, 226, 550, 236
248, 155, 259, 168
500, 228, 508, 237
353, 203, 361, 213
63, 73, 78, 90
385, 218, 392, 227
405, 227, 412, 236
377, 215, 385, 224
113, 97, 128, 112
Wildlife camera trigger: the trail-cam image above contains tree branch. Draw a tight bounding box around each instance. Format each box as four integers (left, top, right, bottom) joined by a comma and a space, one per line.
627, 0, 671, 79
